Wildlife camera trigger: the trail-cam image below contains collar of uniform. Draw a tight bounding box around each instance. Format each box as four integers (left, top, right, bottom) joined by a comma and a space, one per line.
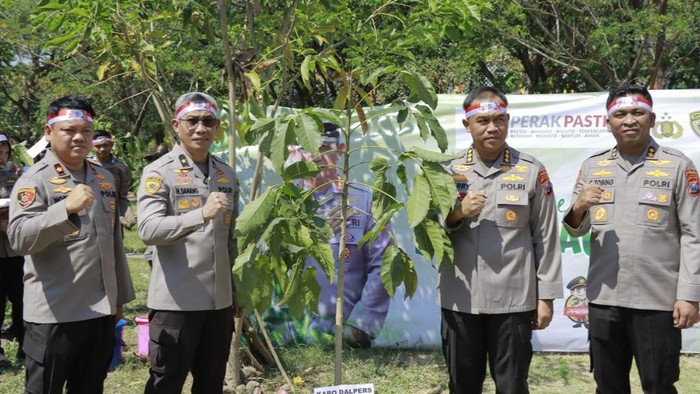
608, 139, 659, 161
43, 149, 97, 184
468, 144, 513, 176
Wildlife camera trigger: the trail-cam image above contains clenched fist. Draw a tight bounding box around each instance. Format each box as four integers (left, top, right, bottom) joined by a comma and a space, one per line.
65, 184, 95, 214
458, 190, 487, 218
202, 192, 230, 221
572, 183, 604, 214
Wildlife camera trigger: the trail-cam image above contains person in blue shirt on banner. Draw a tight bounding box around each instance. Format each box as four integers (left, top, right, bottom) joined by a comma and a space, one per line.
267, 122, 393, 349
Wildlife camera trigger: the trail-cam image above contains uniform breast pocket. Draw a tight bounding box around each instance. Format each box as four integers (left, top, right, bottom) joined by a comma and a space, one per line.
636, 188, 671, 227
590, 188, 615, 226
495, 190, 529, 228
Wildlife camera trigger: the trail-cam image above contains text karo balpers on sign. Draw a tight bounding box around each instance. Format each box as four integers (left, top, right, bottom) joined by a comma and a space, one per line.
314, 383, 375, 394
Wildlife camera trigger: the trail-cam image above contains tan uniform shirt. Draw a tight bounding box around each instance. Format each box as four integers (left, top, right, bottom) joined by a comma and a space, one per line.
137, 143, 238, 311
439, 145, 563, 314
8, 150, 135, 323
89, 155, 131, 217
563, 139, 700, 310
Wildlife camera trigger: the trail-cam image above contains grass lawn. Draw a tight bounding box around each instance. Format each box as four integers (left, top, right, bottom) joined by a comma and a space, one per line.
2, 227, 700, 392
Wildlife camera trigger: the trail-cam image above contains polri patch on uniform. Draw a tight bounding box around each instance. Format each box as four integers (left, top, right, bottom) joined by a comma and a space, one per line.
217, 178, 230, 184
686, 169, 699, 196
16, 187, 36, 209
538, 170, 553, 196
144, 175, 162, 195
50, 177, 67, 185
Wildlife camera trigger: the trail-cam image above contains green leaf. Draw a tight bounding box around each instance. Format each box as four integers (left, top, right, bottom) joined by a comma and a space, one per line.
416, 105, 448, 152
402, 71, 438, 109
333, 84, 349, 111
359, 203, 400, 248
236, 188, 277, 240
301, 55, 314, 91
423, 162, 458, 216
381, 245, 418, 298
413, 222, 434, 260
310, 235, 335, 283
401, 146, 461, 163
270, 120, 294, 172
406, 172, 431, 227
282, 160, 320, 181
397, 108, 409, 125
426, 219, 446, 264
396, 163, 408, 186
294, 113, 322, 155
250, 117, 275, 138
414, 111, 430, 141
96, 62, 110, 80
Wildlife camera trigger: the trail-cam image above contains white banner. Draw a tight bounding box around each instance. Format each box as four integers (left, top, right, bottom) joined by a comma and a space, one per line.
220, 90, 700, 352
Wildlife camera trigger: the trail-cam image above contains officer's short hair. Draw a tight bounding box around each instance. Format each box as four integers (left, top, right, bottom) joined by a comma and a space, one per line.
606, 83, 653, 108
173, 92, 219, 115
463, 86, 508, 109
46, 95, 96, 118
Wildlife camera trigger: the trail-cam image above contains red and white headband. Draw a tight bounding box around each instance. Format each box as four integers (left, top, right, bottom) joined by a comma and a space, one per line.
93, 135, 113, 144
464, 101, 507, 119
47, 109, 94, 125
606, 96, 652, 117
175, 101, 218, 119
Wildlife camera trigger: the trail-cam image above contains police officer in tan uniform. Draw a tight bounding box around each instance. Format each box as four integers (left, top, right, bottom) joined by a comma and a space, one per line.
89, 129, 133, 228
137, 92, 238, 394
8, 95, 135, 393
441, 86, 563, 394
563, 83, 700, 393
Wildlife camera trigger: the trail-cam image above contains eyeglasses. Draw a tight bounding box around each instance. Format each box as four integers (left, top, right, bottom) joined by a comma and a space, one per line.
179, 117, 218, 129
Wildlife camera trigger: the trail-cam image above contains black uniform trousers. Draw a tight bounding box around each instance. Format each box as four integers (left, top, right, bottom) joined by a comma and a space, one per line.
23, 315, 115, 394
144, 307, 234, 394
0, 256, 25, 345
441, 308, 533, 394
588, 303, 681, 394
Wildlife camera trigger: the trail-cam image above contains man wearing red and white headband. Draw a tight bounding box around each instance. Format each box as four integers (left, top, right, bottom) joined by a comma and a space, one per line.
564, 83, 700, 393
440, 86, 563, 393
89, 130, 133, 228
137, 92, 239, 394
8, 95, 135, 393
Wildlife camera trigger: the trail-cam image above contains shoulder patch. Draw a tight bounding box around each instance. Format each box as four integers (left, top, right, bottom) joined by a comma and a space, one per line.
16, 187, 36, 209
144, 175, 163, 195
686, 169, 699, 196
538, 170, 553, 196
